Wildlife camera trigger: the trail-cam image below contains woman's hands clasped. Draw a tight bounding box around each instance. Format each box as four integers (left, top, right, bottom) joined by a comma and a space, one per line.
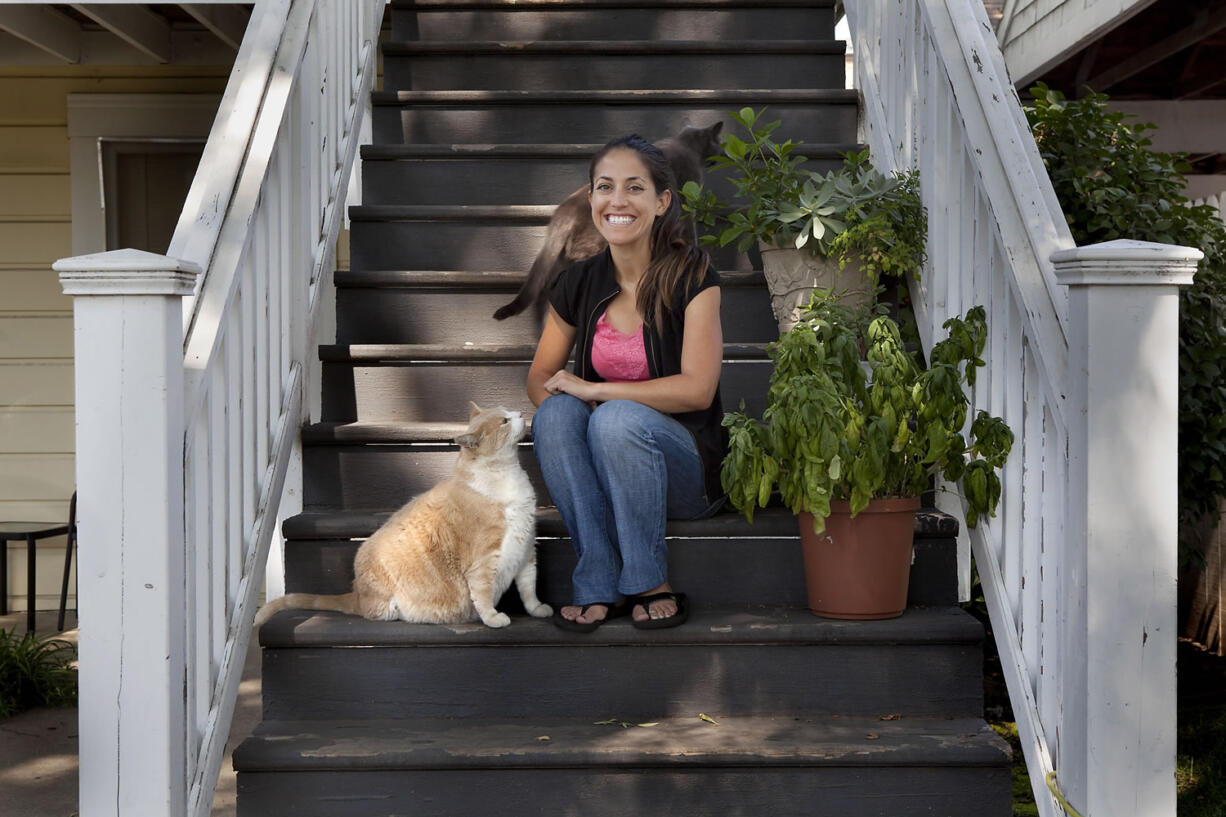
542, 369, 602, 406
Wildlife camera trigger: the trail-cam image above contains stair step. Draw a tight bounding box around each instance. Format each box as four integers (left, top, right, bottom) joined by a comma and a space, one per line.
390, 0, 836, 44
280, 504, 959, 607
234, 714, 1009, 817
317, 343, 772, 422
256, 606, 985, 721
382, 39, 845, 91
347, 203, 749, 269
370, 88, 858, 144
333, 270, 777, 344
358, 142, 859, 205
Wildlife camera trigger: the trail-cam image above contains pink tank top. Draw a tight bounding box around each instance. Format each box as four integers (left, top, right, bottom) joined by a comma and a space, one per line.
591, 310, 649, 382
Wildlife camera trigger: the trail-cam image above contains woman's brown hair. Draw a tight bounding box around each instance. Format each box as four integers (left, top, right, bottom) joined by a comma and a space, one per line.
589, 134, 712, 328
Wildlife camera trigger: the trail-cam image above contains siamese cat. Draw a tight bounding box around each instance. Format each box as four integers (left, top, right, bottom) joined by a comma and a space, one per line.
253, 404, 549, 629
492, 121, 724, 321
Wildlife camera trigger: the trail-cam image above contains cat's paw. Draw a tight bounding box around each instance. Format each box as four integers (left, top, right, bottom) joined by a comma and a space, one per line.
526, 602, 553, 618
482, 611, 512, 628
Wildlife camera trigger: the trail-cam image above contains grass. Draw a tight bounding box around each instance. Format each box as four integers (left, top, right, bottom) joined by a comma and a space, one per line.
1176, 640, 1226, 817
0, 627, 78, 719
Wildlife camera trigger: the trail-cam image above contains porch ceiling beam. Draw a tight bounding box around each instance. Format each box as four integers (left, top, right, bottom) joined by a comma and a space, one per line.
0, 6, 82, 63
72, 4, 171, 63
1178, 71, 1226, 100
1084, 7, 1226, 93
180, 4, 248, 51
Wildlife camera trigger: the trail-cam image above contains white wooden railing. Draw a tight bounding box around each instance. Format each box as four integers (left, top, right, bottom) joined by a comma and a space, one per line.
54, 1, 384, 815
845, 3, 1198, 817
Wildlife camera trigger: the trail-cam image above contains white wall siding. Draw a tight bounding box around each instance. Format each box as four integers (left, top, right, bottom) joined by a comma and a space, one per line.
998, 0, 1159, 85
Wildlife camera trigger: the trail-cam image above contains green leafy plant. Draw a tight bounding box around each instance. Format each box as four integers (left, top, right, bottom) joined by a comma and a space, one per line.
721, 292, 1013, 533
0, 628, 77, 718
1026, 83, 1226, 530
681, 107, 927, 283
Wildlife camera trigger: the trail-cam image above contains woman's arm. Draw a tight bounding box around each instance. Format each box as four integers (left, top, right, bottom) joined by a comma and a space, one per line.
543, 286, 723, 413
527, 306, 578, 407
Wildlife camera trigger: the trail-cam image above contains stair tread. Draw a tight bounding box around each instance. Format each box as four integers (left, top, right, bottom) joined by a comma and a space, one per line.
349, 204, 555, 221
333, 269, 766, 288
360, 142, 863, 159
234, 714, 1009, 772
284, 504, 958, 538
392, 0, 836, 9
257, 605, 982, 648
384, 39, 844, 54
372, 88, 859, 104
318, 341, 771, 361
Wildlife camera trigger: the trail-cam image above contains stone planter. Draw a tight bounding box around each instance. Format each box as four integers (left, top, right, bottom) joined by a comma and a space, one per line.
759, 242, 874, 334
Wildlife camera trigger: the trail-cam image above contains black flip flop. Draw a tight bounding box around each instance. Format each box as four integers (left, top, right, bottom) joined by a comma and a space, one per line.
552, 601, 626, 633
630, 592, 689, 630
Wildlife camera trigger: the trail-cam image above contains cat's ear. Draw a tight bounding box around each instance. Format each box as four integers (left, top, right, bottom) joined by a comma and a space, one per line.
455, 431, 480, 449
467, 401, 482, 419
708, 121, 724, 137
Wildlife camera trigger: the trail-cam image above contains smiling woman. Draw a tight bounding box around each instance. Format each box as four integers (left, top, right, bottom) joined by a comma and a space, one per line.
525, 134, 726, 632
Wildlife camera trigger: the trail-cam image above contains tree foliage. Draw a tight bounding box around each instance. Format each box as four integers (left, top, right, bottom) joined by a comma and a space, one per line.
1026, 83, 1226, 527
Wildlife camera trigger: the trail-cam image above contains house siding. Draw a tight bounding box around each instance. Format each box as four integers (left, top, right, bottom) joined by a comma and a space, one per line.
0, 66, 232, 613
998, 0, 1159, 85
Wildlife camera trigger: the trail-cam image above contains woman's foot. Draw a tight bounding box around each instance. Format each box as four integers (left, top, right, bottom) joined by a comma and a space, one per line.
630, 583, 688, 629
553, 601, 627, 633
560, 603, 616, 626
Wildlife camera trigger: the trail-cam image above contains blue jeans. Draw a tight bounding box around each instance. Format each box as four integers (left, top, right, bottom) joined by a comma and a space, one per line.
532, 395, 721, 605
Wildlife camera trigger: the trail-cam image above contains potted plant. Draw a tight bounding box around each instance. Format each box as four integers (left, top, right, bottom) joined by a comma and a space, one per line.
682, 108, 926, 334
721, 292, 1013, 619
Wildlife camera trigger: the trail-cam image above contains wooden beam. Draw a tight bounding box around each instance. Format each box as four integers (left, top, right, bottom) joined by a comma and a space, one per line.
180, 4, 249, 51
0, 6, 81, 63
72, 4, 171, 64
1085, 7, 1226, 93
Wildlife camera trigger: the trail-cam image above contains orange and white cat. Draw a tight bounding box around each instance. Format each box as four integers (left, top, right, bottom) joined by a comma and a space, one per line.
254, 403, 550, 628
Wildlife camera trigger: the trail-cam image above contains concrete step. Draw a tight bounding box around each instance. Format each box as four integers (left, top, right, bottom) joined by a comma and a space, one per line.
332, 269, 777, 344
382, 39, 845, 91
234, 714, 1011, 817
316, 342, 772, 423
389, 0, 837, 43
280, 504, 961, 608
357, 142, 860, 205
347, 203, 750, 270
370, 88, 858, 144
254, 605, 987, 721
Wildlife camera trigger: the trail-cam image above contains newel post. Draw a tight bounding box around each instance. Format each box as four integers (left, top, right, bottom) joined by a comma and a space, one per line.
1052, 239, 1198, 817
55, 249, 200, 817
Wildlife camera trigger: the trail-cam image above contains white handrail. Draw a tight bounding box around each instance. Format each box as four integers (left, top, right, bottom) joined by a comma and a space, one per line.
845, 3, 1191, 817
55, 2, 385, 815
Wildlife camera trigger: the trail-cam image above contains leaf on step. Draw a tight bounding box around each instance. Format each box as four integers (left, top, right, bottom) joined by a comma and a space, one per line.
878, 713, 902, 721
698, 713, 720, 726
594, 718, 619, 726
637, 722, 659, 728
865, 733, 880, 740
536, 736, 550, 741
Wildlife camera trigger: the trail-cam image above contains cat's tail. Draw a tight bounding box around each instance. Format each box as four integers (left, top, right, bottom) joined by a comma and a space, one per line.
253, 592, 361, 627
493, 232, 566, 321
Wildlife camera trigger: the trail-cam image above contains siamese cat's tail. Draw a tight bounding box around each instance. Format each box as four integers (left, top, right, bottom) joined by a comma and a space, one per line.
494, 231, 567, 320
253, 592, 361, 627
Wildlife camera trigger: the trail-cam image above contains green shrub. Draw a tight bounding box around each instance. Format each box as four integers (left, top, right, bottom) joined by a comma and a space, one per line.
0, 628, 78, 718
1026, 83, 1226, 532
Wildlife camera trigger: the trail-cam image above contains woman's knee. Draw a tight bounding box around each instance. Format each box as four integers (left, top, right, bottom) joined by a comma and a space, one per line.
588, 400, 661, 453
532, 394, 590, 448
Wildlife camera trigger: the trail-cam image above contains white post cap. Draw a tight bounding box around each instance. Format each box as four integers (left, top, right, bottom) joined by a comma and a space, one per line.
1051, 239, 1201, 287
56, 248, 201, 296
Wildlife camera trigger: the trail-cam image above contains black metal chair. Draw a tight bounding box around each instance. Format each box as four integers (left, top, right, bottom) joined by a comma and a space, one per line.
56, 491, 77, 632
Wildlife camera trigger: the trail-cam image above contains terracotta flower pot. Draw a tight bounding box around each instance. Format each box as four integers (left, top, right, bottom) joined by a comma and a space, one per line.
798, 496, 920, 620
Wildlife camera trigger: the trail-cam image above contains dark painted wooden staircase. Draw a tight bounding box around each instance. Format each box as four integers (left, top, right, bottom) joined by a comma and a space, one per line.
234, 2, 1012, 814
